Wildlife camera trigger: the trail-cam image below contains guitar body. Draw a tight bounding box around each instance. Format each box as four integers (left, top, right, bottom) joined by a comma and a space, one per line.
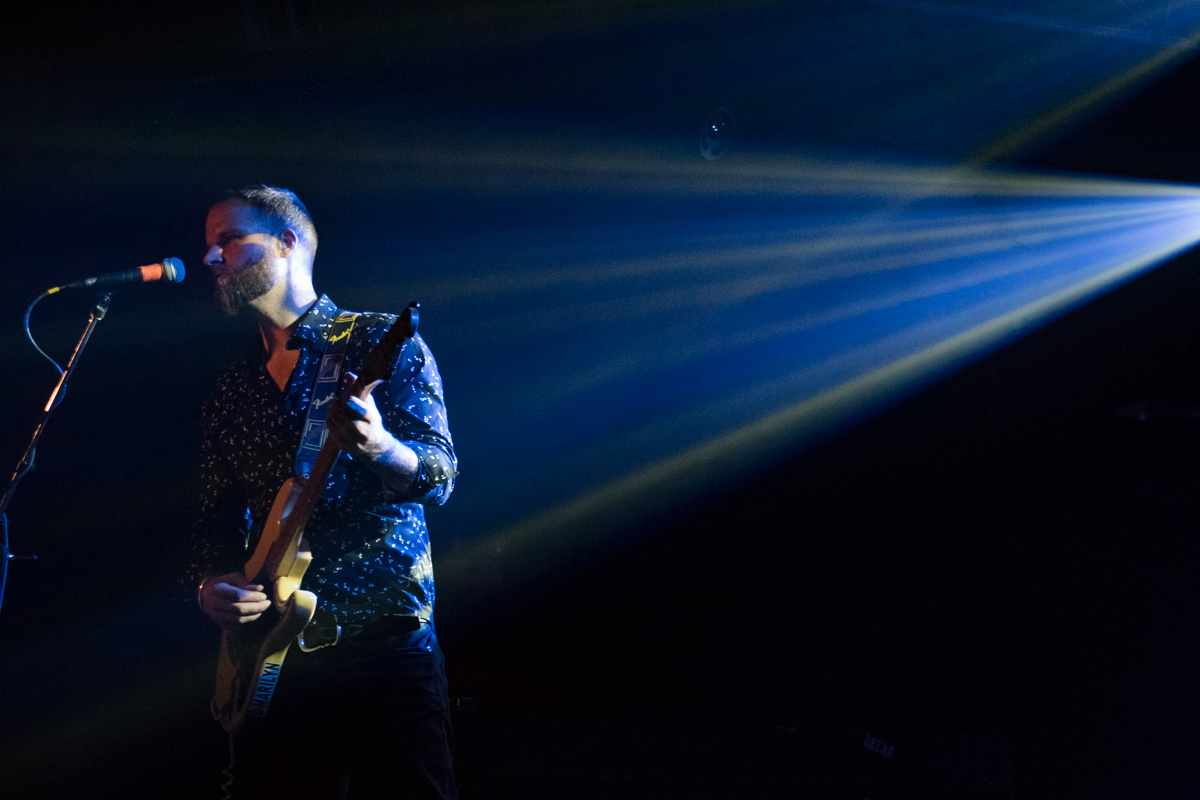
213, 478, 318, 734
210, 303, 420, 736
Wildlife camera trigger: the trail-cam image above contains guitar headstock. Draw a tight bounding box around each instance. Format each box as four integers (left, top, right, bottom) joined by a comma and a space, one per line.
356, 302, 420, 389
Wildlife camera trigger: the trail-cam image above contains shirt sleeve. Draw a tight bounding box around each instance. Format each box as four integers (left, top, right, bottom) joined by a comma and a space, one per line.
373, 330, 457, 506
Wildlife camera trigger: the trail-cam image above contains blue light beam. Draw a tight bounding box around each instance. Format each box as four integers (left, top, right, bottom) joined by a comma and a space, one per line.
336, 160, 1200, 618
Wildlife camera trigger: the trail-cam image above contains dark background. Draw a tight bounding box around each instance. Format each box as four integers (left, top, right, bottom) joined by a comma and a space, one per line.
5, 1, 1200, 797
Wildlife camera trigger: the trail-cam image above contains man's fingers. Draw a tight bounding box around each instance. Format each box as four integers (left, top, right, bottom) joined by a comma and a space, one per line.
232, 598, 272, 613
201, 574, 273, 629
214, 581, 268, 602
209, 582, 269, 613
327, 404, 374, 455
219, 601, 269, 615
214, 598, 271, 629
331, 400, 371, 427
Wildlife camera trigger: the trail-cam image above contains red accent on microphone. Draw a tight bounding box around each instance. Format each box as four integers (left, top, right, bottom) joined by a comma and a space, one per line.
139, 263, 164, 282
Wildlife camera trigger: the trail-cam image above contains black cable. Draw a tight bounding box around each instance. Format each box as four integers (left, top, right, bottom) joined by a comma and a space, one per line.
14, 290, 78, 491
24, 290, 64, 376
6, 448, 35, 492
220, 733, 236, 800
1, 289, 91, 624
0, 513, 8, 619
0, 290, 53, 622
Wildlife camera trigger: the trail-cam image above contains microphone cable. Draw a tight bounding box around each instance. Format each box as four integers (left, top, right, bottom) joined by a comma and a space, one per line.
23, 290, 64, 377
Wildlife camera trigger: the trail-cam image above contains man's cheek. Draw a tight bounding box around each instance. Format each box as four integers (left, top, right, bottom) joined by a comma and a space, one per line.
238, 242, 268, 264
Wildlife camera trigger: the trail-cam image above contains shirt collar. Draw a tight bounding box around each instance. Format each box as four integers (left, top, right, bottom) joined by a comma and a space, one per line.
286, 294, 339, 350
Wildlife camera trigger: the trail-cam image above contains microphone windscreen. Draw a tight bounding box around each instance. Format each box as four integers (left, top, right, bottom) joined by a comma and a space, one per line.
162, 257, 185, 283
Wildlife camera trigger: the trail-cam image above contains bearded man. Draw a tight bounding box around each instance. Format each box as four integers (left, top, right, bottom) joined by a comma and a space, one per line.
187, 185, 458, 799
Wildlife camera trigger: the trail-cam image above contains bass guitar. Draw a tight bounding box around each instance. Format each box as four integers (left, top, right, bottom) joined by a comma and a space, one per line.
212, 302, 419, 734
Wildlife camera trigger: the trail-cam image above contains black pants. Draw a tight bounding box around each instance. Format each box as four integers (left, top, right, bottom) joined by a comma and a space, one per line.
231, 626, 457, 800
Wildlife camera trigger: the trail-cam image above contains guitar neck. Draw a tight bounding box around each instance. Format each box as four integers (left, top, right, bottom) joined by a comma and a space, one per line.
261, 433, 343, 581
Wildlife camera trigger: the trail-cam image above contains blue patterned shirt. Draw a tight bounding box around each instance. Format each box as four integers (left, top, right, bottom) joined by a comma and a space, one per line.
187, 295, 456, 627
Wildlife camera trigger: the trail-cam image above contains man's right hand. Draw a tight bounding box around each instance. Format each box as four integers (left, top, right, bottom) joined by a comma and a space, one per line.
199, 572, 272, 630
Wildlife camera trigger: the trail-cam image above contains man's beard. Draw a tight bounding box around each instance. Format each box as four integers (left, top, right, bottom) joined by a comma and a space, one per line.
215, 258, 277, 316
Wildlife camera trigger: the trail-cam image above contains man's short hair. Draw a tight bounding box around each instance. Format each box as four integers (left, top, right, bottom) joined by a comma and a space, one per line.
221, 185, 318, 252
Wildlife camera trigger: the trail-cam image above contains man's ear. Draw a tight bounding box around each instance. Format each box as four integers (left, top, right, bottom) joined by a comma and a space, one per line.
276, 228, 299, 256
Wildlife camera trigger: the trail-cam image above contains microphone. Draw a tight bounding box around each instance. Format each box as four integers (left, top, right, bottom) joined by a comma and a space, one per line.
48, 258, 186, 294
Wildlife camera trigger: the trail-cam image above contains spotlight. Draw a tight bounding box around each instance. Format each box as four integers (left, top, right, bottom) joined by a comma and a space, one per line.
700, 106, 736, 161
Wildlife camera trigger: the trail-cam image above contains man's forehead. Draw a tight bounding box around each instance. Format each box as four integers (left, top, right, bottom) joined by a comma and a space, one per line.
207, 200, 263, 232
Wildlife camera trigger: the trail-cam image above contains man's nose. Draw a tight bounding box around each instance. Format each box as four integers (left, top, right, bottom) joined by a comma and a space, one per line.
204, 245, 223, 266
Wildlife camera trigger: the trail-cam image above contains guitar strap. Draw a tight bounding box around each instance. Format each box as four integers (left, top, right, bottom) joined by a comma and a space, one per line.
292, 311, 359, 654
295, 310, 360, 482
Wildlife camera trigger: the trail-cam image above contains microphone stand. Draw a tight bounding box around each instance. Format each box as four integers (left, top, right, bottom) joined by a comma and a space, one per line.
0, 291, 115, 621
